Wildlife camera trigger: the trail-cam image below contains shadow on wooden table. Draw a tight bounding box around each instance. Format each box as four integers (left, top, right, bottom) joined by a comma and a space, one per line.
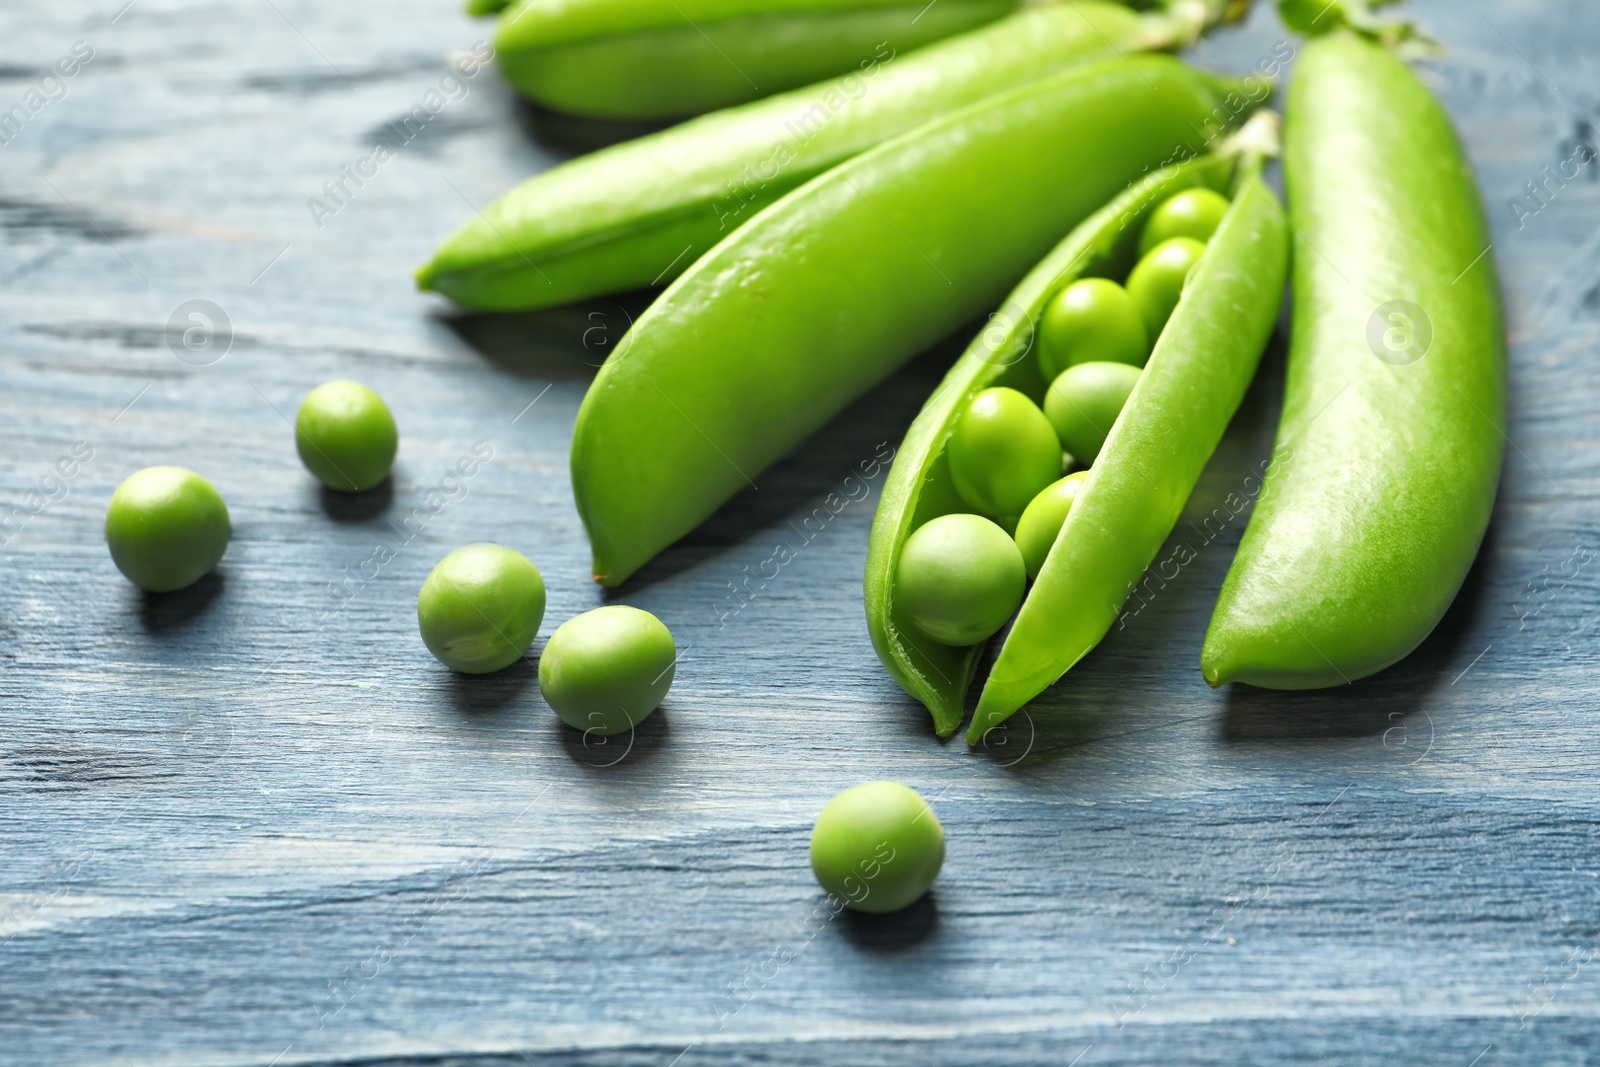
511, 97, 673, 157
556, 706, 672, 770
316, 477, 394, 524
138, 570, 226, 633
1219, 518, 1499, 742
838, 892, 940, 953
436, 291, 655, 382
445, 656, 538, 719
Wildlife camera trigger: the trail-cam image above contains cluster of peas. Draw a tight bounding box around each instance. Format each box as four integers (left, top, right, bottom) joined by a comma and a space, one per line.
895, 185, 1233, 647
102, 384, 949, 910
101, 381, 676, 739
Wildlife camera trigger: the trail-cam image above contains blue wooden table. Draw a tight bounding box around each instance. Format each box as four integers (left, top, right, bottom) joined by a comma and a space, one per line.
3, 1, 1598, 1063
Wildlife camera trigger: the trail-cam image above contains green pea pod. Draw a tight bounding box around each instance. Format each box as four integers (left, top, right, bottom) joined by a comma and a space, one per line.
1200, 29, 1506, 689
573, 57, 1266, 587
418, 2, 1212, 310
859, 114, 1285, 738
490, 0, 1020, 119
965, 143, 1285, 741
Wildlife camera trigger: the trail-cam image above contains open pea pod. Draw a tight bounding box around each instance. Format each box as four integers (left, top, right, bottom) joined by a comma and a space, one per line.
572, 57, 1266, 587
420, 1, 1225, 310
863, 114, 1287, 739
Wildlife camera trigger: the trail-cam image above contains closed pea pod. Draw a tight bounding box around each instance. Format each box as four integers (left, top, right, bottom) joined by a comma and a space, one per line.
490, 0, 1017, 119
419, 3, 1225, 311
1201, 19, 1506, 689
573, 57, 1266, 587
863, 113, 1284, 738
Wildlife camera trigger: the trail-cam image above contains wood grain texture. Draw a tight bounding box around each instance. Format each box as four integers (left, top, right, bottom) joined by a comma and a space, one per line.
2, 1, 1598, 1063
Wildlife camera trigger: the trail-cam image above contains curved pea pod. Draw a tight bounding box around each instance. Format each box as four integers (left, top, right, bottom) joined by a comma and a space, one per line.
963, 137, 1286, 742
862, 116, 1285, 738
1200, 30, 1506, 689
490, 0, 1021, 119
573, 57, 1266, 587
418, 2, 1207, 311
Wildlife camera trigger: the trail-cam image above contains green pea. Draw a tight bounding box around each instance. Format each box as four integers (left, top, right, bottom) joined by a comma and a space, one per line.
1013, 472, 1088, 580
1044, 361, 1143, 467
1126, 236, 1207, 340
1139, 187, 1230, 255
538, 605, 676, 737
105, 467, 230, 593
417, 543, 545, 674
810, 781, 944, 914
947, 387, 1061, 522
1037, 277, 1148, 380
295, 380, 398, 492
895, 513, 1025, 646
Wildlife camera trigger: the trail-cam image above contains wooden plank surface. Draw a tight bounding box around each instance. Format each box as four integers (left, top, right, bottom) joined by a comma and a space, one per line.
2, 0, 1599, 1063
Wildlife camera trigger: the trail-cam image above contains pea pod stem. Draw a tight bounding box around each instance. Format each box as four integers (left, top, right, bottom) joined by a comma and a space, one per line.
418, 2, 1199, 310
572, 57, 1266, 589
1200, 29, 1505, 689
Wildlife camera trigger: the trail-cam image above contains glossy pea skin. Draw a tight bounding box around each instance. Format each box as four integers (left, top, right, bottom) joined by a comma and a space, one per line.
417, 544, 546, 674
1126, 236, 1207, 340
105, 467, 230, 593
896, 513, 1025, 646
810, 781, 944, 914
1037, 277, 1148, 380
538, 605, 676, 736
1139, 187, 1230, 255
947, 388, 1062, 522
1044, 361, 1142, 466
1013, 472, 1087, 579
295, 381, 398, 492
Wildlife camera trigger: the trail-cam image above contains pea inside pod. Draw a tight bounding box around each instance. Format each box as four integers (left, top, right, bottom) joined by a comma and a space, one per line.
864, 111, 1285, 738
946, 387, 1061, 523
